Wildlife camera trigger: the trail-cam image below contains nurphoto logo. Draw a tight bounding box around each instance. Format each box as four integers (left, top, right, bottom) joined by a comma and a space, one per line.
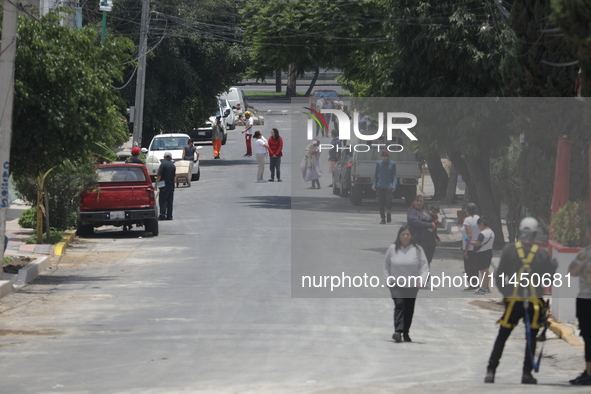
304, 108, 418, 152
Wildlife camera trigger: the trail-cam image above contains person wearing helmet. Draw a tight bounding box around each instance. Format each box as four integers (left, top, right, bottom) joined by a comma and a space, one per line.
484, 217, 557, 385
568, 220, 591, 385
241, 111, 254, 156
126, 147, 143, 164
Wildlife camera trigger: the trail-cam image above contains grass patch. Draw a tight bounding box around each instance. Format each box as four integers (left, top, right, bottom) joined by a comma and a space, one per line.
26, 229, 64, 245
3, 256, 10, 266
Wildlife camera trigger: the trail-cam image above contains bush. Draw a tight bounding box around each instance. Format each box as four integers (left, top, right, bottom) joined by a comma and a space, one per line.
552, 201, 590, 247
18, 207, 37, 229
26, 229, 64, 245
14, 172, 97, 231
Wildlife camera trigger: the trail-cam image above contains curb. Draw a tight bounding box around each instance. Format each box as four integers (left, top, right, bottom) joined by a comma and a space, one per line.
16, 256, 50, 284
0, 280, 15, 298
54, 230, 76, 256
548, 317, 584, 348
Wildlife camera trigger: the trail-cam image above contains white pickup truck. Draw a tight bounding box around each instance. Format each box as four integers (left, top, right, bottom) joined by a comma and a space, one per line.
347, 136, 420, 206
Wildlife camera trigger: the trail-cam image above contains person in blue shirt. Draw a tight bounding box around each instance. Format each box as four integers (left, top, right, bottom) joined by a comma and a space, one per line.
372, 150, 397, 224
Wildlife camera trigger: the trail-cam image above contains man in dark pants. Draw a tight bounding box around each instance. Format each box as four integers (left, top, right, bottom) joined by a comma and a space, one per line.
371, 150, 397, 224
155, 152, 176, 220
568, 220, 591, 385
485, 217, 556, 385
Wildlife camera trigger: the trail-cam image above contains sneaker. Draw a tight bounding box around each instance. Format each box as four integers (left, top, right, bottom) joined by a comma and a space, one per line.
392, 332, 402, 343
380, 219, 386, 224
403, 334, 412, 342
244, 153, 249, 157
521, 373, 537, 384
317, 186, 321, 189
328, 184, 333, 187
463, 286, 478, 291
158, 216, 166, 221
475, 288, 491, 295
387, 212, 392, 223
308, 186, 316, 189
277, 179, 282, 182
214, 156, 220, 159
570, 371, 591, 385
257, 180, 266, 183
484, 369, 495, 383
268, 179, 275, 182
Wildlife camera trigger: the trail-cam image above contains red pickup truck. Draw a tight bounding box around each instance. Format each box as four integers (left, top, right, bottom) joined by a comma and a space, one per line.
77, 164, 159, 236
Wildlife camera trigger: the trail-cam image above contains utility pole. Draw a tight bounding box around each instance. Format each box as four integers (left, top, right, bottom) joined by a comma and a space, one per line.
0, 0, 19, 279
132, 0, 150, 148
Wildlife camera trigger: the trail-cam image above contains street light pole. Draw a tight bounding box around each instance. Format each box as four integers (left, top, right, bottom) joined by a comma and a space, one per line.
0, 0, 19, 279
132, 0, 150, 148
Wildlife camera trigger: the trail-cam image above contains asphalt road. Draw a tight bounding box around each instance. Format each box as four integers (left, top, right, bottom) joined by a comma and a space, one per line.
0, 102, 585, 393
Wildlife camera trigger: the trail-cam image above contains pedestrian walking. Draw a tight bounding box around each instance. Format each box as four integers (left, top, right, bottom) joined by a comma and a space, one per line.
462, 203, 480, 290
372, 150, 397, 224
241, 111, 254, 156
568, 220, 591, 386
126, 147, 143, 164
327, 129, 340, 187
267, 128, 283, 182
183, 138, 198, 161
471, 216, 495, 295
253, 131, 268, 183
211, 115, 225, 159
155, 151, 176, 220
407, 195, 437, 265
484, 217, 556, 385
301, 139, 322, 189
384, 226, 430, 343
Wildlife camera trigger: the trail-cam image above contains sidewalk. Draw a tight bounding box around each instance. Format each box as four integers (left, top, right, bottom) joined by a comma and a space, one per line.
5, 199, 55, 255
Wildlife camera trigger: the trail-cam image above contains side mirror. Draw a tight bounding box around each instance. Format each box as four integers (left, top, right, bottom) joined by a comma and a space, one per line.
224, 109, 231, 117
141, 148, 148, 153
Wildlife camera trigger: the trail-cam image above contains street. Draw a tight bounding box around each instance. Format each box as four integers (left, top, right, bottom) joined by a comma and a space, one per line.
0, 101, 585, 393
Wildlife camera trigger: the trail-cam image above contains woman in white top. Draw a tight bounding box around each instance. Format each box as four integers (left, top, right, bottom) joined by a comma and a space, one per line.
384, 225, 430, 342
253, 131, 268, 183
471, 216, 495, 295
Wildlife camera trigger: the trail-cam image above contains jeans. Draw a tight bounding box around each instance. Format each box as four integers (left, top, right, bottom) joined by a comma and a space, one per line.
270, 156, 281, 180
390, 287, 419, 334
376, 187, 393, 219
159, 188, 174, 219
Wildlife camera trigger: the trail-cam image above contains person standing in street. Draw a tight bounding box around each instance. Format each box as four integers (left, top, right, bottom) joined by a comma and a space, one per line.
471, 216, 495, 295
484, 217, 556, 385
241, 111, 254, 156
301, 139, 322, 189
155, 152, 176, 221
126, 147, 143, 164
267, 128, 283, 182
568, 220, 591, 386
253, 131, 268, 183
407, 195, 437, 265
372, 150, 397, 225
462, 203, 480, 291
327, 129, 340, 187
384, 226, 429, 343
183, 138, 197, 161
211, 115, 225, 159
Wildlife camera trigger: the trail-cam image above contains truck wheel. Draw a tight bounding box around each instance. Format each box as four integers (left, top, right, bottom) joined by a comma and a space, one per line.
332, 181, 340, 195
145, 218, 159, 236
404, 186, 417, 206
77, 221, 94, 237
191, 168, 200, 181
350, 184, 362, 206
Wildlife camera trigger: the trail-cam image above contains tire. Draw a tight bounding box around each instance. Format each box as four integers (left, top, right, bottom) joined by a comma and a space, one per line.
145, 218, 159, 236
332, 182, 340, 195
221, 134, 227, 145
404, 185, 417, 206
340, 183, 349, 197
350, 184, 362, 206
77, 221, 94, 237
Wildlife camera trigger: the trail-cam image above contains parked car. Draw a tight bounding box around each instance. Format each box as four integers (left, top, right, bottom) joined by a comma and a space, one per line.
220, 87, 249, 114
77, 164, 159, 236
309, 89, 339, 109
188, 107, 228, 145
145, 133, 202, 181
219, 98, 235, 130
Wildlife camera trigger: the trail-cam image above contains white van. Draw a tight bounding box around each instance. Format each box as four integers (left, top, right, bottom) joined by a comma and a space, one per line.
219, 87, 249, 114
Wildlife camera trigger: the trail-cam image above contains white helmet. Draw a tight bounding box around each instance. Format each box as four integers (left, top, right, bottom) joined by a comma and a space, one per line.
519, 217, 539, 233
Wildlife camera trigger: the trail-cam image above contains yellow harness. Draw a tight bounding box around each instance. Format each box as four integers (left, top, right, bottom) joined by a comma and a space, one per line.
498, 242, 544, 329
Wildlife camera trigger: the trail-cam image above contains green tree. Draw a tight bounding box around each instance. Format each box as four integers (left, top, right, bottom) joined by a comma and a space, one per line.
83, 0, 248, 145
10, 12, 133, 178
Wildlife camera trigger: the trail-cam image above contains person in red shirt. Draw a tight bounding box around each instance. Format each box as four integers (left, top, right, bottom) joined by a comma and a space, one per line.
267, 128, 283, 182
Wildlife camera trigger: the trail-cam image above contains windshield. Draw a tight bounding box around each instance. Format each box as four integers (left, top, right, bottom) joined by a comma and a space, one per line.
98, 167, 147, 183
150, 137, 188, 151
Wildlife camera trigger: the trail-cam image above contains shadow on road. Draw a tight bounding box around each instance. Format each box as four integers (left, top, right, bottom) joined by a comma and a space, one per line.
200, 159, 256, 167
240, 195, 292, 210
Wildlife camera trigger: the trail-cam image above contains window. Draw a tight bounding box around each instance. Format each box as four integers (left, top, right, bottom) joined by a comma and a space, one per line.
150, 137, 187, 151
98, 167, 147, 183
